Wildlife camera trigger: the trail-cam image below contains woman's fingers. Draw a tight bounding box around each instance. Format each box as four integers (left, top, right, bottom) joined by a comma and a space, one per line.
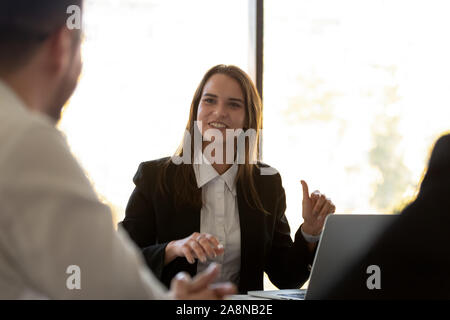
214, 244, 225, 256
180, 233, 224, 264
179, 233, 207, 264
301, 180, 309, 202
312, 194, 335, 218
190, 239, 208, 263
312, 194, 326, 215
302, 185, 336, 236
206, 234, 225, 257
330, 200, 336, 213
311, 190, 321, 198
198, 235, 218, 259
201, 234, 225, 258
319, 200, 331, 219
311, 191, 321, 207
181, 245, 196, 264
317, 197, 336, 220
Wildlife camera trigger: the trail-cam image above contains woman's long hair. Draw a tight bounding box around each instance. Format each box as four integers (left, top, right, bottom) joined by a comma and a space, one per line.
157, 64, 268, 214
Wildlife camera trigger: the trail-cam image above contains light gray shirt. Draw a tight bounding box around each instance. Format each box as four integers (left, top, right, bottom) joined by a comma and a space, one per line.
0, 80, 168, 299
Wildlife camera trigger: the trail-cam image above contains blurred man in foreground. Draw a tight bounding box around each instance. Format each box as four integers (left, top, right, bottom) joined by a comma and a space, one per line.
0, 0, 236, 299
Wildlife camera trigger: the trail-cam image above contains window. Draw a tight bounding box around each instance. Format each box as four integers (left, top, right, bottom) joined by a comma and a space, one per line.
59, 0, 253, 224
264, 0, 450, 231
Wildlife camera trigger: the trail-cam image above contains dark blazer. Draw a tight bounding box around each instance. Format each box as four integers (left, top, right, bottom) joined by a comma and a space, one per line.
319, 134, 450, 299
119, 157, 315, 293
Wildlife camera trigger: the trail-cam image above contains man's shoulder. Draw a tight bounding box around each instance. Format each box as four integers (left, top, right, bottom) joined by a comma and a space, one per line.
0, 103, 61, 167
0, 82, 57, 154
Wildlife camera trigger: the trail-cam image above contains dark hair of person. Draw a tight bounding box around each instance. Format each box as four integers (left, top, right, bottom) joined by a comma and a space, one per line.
0, 0, 82, 75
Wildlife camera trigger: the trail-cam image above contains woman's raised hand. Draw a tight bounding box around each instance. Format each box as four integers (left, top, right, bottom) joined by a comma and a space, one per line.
300, 180, 336, 236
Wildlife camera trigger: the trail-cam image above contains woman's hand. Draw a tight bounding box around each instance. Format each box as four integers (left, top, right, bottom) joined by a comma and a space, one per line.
300, 180, 336, 236
165, 232, 224, 265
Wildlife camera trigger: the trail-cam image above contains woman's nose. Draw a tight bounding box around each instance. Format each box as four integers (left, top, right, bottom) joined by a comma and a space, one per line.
213, 101, 228, 118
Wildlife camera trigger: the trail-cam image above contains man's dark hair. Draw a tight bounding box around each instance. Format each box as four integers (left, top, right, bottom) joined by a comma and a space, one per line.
0, 0, 82, 75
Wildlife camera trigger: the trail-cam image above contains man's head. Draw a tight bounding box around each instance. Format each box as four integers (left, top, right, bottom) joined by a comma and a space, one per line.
0, 0, 83, 122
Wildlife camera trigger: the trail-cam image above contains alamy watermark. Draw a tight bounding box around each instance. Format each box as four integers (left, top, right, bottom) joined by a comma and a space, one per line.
66, 265, 81, 290
170, 121, 278, 176
66, 5, 82, 30
366, 264, 381, 290
171, 121, 259, 165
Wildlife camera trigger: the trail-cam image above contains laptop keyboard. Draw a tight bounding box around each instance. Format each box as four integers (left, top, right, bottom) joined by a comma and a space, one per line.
278, 292, 306, 300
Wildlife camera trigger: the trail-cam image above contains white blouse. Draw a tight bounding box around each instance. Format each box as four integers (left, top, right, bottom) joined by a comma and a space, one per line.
193, 160, 241, 285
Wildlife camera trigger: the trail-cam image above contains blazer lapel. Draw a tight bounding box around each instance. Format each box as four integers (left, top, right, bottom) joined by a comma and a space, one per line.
236, 183, 265, 292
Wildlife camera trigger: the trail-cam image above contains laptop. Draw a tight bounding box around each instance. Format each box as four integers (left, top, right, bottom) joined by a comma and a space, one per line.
248, 214, 398, 300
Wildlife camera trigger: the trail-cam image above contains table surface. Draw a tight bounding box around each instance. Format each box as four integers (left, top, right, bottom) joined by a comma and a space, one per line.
228, 289, 307, 300
227, 294, 270, 300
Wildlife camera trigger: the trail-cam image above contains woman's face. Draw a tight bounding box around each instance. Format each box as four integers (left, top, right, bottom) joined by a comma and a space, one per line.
196, 73, 246, 140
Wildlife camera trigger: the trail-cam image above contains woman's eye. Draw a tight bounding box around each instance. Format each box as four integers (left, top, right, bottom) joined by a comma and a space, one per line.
204, 98, 215, 104
230, 102, 242, 108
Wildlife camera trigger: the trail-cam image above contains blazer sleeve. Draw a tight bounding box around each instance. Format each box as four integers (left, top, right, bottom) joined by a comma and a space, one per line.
119, 163, 169, 280
264, 174, 316, 289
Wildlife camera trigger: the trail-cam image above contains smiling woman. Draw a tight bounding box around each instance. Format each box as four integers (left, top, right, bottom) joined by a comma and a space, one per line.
119, 64, 335, 293
161, 65, 265, 214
